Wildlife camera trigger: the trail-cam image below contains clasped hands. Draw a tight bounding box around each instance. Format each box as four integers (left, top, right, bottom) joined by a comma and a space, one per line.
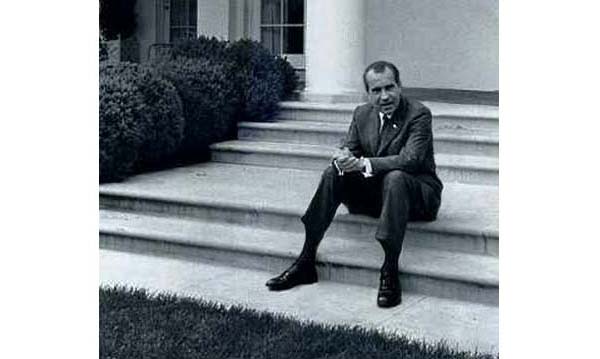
332, 147, 365, 173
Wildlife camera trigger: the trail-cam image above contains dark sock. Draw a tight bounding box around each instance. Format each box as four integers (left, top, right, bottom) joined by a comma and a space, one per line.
380, 241, 400, 273
298, 233, 320, 263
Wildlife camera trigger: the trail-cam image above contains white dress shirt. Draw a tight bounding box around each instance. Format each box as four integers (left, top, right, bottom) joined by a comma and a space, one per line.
334, 112, 388, 177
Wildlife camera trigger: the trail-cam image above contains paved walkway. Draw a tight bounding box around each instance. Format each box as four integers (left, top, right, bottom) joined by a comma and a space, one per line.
100, 248, 498, 354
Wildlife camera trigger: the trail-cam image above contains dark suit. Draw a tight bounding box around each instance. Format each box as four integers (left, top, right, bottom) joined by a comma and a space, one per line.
301, 96, 443, 253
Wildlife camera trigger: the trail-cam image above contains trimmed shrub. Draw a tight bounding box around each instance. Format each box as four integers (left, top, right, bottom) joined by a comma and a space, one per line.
275, 56, 299, 99
171, 37, 298, 122
99, 64, 148, 182
134, 67, 185, 169
100, 61, 185, 180
99, 37, 299, 182
155, 57, 236, 160
100, 61, 140, 85
226, 39, 284, 122
170, 36, 229, 62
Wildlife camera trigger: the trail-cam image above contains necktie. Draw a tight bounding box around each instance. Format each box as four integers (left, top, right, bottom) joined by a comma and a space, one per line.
380, 114, 391, 133
378, 114, 391, 148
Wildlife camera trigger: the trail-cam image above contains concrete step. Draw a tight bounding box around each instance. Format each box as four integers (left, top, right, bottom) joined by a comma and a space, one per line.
210, 140, 499, 185
99, 163, 498, 256
100, 249, 499, 353
238, 120, 498, 157
99, 210, 498, 305
278, 101, 499, 132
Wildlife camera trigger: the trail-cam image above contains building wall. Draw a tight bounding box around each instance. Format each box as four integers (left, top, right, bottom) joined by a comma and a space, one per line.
198, 0, 230, 40
132, 0, 498, 91
366, 0, 498, 91
134, 0, 158, 62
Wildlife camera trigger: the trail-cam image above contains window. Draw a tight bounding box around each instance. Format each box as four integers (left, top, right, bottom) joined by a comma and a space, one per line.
260, 0, 305, 66
170, 0, 197, 42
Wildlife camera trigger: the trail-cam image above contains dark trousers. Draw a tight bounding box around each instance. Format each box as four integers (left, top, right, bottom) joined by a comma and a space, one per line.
301, 166, 442, 254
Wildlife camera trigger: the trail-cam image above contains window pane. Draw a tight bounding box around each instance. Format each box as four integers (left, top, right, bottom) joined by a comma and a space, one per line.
170, 0, 197, 42
283, 27, 303, 54
283, 0, 304, 24
171, 28, 193, 42
261, 28, 281, 55
261, 0, 281, 25
171, 0, 186, 27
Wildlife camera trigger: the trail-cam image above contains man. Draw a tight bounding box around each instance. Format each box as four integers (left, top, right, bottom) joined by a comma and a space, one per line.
266, 61, 443, 308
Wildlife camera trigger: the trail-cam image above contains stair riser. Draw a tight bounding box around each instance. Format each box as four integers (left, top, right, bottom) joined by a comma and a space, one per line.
278, 110, 499, 132
433, 117, 498, 133
278, 109, 350, 123
100, 195, 498, 256
211, 151, 499, 186
238, 127, 498, 157
100, 233, 498, 305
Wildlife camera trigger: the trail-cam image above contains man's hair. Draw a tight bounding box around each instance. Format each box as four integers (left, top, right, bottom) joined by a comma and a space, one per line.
362, 61, 402, 92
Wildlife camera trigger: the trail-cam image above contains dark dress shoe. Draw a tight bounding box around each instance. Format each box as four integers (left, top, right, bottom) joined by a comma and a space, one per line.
266, 260, 318, 291
377, 271, 402, 308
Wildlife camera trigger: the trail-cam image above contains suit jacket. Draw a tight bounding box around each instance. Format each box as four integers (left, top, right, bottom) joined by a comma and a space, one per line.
344, 96, 443, 195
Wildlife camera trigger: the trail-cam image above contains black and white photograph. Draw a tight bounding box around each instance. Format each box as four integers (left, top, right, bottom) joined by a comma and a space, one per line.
6, 1, 600, 358
98, 0, 499, 357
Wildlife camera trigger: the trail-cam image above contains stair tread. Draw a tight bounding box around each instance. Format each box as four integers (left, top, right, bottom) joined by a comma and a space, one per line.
100, 162, 498, 238
100, 209, 498, 287
211, 140, 499, 170
279, 101, 499, 119
239, 120, 498, 143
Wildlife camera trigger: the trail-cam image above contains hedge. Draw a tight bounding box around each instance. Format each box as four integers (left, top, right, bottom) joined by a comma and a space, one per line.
154, 57, 236, 160
99, 65, 149, 182
171, 37, 299, 122
100, 37, 298, 182
100, 62, 185, 181
170, 36, 229, 61
275, 55, 299, 99
134, 67, 185, 169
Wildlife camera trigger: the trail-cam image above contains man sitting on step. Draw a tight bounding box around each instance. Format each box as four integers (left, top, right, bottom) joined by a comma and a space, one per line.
266, 61, 443, 308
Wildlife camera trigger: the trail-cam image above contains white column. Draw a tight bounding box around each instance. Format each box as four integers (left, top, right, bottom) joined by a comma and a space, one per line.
304, 0, 366, 101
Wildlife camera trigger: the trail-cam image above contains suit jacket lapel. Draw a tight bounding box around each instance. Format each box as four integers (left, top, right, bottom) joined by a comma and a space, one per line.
366, 108, 380, 156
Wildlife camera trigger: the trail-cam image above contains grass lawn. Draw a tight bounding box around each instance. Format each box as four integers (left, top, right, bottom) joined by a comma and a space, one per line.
100, 286, 497, 359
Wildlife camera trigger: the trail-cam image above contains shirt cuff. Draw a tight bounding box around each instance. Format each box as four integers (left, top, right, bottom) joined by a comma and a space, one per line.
361, 157, 373, 178
333, 160, 344, 176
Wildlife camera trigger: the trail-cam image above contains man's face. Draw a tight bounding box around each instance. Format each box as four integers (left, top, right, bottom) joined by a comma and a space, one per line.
365, 67, 401, 116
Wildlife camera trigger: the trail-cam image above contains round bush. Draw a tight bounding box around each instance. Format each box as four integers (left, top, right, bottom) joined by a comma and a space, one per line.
170, 36, 229, 62
101, 62, 186, 168
226, 39, 284, 122
99, 68, 148, 182
100, 61, 185, 179
171, 38, 296, 123
134, 66, 185, 169
275, 56, 299, 99
170, 37, 242, 126
155, 57, 237, 159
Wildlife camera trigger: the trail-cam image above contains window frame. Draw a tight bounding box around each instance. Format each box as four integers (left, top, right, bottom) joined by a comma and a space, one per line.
169, 0, 198, 42
259, 0, 305, 69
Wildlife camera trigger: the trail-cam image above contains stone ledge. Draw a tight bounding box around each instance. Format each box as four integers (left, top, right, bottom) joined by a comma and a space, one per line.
99, 211, 498, 304
99, 162, 498, 243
